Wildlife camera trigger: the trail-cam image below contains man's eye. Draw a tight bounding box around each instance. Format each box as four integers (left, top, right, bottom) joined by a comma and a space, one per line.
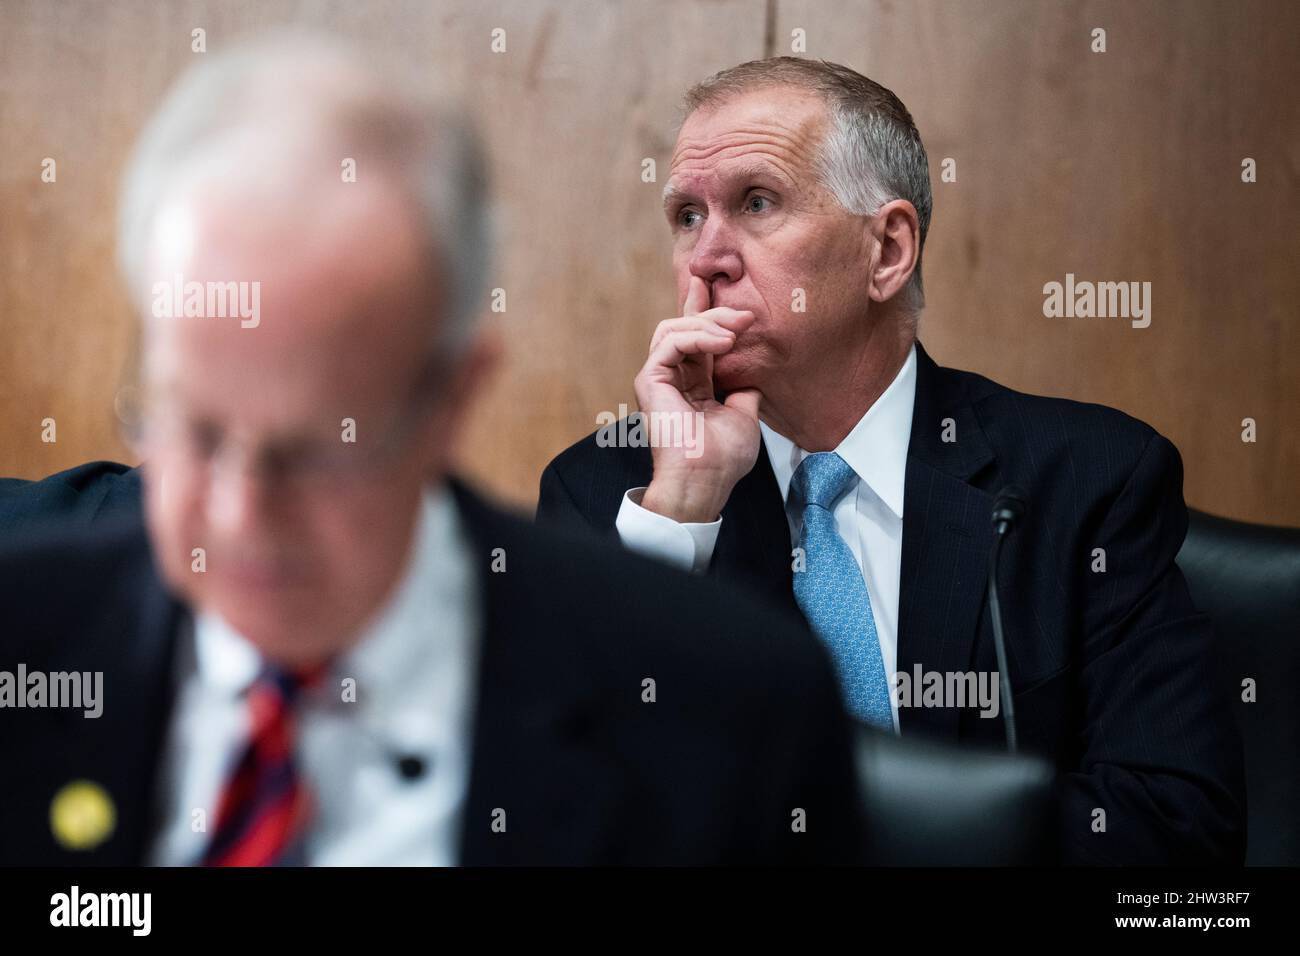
185, 422, 222, 457
745, 194, 772, 214
678, 208, 702, 229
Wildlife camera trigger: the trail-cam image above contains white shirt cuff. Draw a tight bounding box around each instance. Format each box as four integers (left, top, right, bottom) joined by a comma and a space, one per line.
614, 487, 722, 574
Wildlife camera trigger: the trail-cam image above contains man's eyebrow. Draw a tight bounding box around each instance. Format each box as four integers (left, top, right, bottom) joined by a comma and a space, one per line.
662, 162, 795, 210
662, 180, 688, 210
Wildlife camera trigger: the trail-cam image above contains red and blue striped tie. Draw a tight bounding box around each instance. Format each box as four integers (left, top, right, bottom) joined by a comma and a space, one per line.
201, 664, 324, 867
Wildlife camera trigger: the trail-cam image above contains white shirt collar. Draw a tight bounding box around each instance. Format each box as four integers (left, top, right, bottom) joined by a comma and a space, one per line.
192, 484, 470, 712
759, 342, 916, 519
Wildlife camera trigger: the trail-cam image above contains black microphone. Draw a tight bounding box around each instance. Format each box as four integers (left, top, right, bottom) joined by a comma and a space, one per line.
356, 721, 429, 781
395, 754, 427, 781
988, 485, 1028, 753
991, 485, 1027, 536
317, 698, 430, 781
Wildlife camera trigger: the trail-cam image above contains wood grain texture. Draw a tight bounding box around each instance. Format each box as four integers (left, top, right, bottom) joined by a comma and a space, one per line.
1, 0, 1295, 524
776, 0, 1300, 525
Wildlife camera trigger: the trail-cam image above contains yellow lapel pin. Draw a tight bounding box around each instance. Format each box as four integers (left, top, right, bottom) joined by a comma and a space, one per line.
50, 780, 116, 851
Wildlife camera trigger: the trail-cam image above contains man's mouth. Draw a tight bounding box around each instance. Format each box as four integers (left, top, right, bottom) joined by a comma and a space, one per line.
223, 556, 309, 590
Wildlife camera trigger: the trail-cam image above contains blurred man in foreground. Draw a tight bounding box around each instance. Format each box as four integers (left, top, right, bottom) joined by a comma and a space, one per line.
0, 36, 863, 866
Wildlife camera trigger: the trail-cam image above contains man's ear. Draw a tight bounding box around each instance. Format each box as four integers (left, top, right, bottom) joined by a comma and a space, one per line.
448, 327, 503, 415
866, 199, 921, 305
428, 326, 503, 467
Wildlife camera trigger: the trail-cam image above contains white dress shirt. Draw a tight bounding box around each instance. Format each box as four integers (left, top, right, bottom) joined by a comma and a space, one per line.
615, 343, 918, 731
148, 485, 481, 866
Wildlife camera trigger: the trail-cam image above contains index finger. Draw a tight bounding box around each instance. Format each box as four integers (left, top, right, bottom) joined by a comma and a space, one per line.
682, 275, 711, 316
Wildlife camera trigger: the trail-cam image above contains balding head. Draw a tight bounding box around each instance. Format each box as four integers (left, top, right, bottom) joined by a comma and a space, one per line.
119, 31, 490, 354
120, 33, 497, 667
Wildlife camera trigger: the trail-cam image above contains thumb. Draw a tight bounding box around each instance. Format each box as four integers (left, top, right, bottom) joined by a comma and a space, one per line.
723, 387, 761, 420
682, 275, 711, 316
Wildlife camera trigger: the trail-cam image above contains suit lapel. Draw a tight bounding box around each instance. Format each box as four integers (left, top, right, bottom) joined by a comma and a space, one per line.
452, 482, 627, 865
35, 543, 183, 864
896, 342, 996, 740
712, 443, 797, 612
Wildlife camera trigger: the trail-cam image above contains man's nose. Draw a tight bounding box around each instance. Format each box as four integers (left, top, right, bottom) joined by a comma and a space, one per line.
204, 447, 275, 538
688, 218, 743, 286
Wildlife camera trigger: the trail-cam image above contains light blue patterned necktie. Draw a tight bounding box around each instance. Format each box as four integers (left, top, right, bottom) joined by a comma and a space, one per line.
790, 452, 893, 730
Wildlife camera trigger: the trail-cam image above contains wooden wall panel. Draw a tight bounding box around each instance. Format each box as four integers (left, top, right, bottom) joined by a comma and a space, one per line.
1, 0, 1295, 524
777, 0, 1300, 525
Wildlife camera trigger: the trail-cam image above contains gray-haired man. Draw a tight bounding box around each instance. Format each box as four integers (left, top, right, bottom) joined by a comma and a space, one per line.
540, 57, 1245, 865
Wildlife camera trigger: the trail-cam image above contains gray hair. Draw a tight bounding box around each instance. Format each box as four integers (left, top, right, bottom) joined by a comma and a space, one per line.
682, 57, 932, 314
116, 31, 491, 354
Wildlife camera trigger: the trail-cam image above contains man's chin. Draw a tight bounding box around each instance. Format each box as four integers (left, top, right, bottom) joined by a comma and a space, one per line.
713, 352, 764, 395
214, 597, 352, 669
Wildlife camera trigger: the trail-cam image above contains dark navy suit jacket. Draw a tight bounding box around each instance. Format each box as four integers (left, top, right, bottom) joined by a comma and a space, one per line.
0, 479, 864, 865
0, 459, 143, 533
537, 340, 1247, 865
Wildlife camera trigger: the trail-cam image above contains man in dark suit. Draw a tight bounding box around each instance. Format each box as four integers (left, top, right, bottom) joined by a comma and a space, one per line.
0, 485, 862, 866
0, 36, 863, 866
0, 460, 141, 532
538, 57, 1245, 864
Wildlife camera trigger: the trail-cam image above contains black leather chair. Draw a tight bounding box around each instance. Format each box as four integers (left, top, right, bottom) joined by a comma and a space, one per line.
854, 726, 1057, 865
1177, 509, 1300, 866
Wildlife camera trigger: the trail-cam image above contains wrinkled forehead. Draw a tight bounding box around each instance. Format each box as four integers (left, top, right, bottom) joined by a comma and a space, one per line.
668, 87, 829, 187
